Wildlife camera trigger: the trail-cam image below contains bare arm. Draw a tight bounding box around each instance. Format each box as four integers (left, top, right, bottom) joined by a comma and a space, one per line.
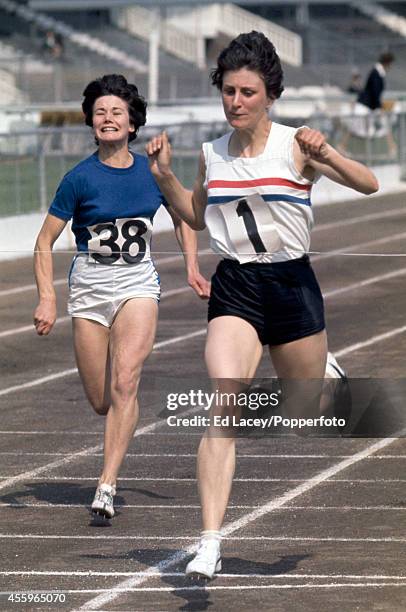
146, 132, 207, 230
294, 128, 379, 195
166, 206, 211, 299
33, 213, 67, 335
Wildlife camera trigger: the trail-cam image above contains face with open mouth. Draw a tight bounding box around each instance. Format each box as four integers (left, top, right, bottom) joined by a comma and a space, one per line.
92, 95, 135, 145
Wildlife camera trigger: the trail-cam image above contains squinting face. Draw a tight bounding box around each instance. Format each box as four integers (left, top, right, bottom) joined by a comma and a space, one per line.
92, 95, 135, 144
221, 68, 273, 129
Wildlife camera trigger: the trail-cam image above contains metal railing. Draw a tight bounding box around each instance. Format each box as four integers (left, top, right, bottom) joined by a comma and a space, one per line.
0, 111, 404, 218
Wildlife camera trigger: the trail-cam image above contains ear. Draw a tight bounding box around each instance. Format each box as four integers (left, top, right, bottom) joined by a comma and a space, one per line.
266, 97, 275, 111
129, 123, 135, 133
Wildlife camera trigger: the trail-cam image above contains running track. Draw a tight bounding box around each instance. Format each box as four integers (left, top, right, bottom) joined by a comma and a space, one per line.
0, 191, 405, 611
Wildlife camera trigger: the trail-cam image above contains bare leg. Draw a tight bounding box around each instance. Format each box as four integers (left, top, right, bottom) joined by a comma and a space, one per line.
73, 318, 110, 415
72, 298, 158, 487
198, 316, 263, 531
270, 330, 328, 419
100, 298, 158, 486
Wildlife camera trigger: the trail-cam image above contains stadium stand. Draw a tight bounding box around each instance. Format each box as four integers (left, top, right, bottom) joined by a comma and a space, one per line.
0, 0, 147, 71
246, 2, 406, 90
1, 1, 405, 103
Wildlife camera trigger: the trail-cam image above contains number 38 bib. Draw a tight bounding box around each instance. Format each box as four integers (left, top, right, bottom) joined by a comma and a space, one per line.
205, 193, 282, 264
87, 217, 152, 265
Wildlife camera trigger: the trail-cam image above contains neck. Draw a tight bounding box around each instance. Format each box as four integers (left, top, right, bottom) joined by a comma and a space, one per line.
98, 142, 133, 168
232, 117, 272, 158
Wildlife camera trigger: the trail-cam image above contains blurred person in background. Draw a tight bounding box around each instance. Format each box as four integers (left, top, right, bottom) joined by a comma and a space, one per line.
339, 52, 397, 156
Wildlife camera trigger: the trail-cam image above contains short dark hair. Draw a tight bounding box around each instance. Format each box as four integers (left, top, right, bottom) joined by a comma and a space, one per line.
210, 31, 284, 100
82, 74, 147, 142
378, 51, 395, 66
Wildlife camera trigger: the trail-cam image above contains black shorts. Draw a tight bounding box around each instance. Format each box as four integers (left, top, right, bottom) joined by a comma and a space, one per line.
208, 256, 325, 346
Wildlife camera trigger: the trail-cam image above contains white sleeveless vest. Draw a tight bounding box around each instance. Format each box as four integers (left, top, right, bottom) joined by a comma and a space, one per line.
202, 122, 317, 263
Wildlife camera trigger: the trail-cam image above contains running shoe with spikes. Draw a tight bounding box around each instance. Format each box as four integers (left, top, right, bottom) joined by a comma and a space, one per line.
91, 483, 116, 519
185, 539, 222, 580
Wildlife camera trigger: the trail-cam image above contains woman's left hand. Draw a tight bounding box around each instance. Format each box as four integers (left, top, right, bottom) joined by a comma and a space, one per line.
145, 131, 172, 178
295, 128, 330, 162
188, 270, 211, 300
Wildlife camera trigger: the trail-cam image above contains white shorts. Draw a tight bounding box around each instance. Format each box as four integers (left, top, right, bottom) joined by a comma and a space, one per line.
67, 254, 160, 327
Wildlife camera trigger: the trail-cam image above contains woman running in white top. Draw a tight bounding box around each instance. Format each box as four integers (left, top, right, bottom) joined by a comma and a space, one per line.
146, 32, 379, 578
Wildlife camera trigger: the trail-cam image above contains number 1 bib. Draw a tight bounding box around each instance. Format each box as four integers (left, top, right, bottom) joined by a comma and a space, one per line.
87, 217, 152, 265
211, 193, 282, 263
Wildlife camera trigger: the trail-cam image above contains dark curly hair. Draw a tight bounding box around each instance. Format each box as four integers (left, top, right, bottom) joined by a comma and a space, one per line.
82, 74, 147, 142
210, 31, 284, 100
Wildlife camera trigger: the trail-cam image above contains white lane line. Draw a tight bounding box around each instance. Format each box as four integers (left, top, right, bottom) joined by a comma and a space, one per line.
314, 206, 406, 232
0, 503, 403, 511
1, 535, 404, 542
311, 230, 406, 261
0, 368, 79, 398
0, 430, 201, 436
78, 434, 403, 611
1, 451, 404, 458
0, 279, 66, 298
0, 285, 197, 339
0, 571, 404, 579
323, 267, 406, 299
335, 325, 406, 358
1, 584, 406, 595
0, 430, 104, 435
0, 476, 403, 483
0, 328, 206, 398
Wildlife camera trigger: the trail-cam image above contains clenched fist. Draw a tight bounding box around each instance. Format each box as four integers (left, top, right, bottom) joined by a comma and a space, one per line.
145, 131, 172, 179
295, 127, 330, 162
33, 299, 56, 336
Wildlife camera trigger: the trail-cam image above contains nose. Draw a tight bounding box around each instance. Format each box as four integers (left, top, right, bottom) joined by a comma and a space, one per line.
103, 110, 114, 122
231, 92, 241, 107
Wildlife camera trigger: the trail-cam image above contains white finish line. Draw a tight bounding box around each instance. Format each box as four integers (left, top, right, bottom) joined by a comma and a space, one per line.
0, 476, 403, 483
0, 535, 404, 542
0, 570, 405, 579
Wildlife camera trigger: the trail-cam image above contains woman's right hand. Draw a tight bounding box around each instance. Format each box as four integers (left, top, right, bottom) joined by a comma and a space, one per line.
33, 299, 56, 336
145, 131, 172, 178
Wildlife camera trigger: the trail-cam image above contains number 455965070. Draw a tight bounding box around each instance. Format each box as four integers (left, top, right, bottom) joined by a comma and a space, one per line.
8, 593, 66, 603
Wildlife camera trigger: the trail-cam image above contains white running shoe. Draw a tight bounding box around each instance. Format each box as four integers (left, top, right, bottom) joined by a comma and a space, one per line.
324, 352, 351, 428
91, 483, 116, 519
325, 352, 346, 379
185, 539, 222, 579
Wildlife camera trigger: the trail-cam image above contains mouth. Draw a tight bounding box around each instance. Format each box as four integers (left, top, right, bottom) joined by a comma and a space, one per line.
101, 127, 119, 133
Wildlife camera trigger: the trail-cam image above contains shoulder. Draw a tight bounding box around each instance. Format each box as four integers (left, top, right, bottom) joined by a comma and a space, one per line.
132, 152, 154, 175
203, 131, 232, 156
63, 153, 97, 183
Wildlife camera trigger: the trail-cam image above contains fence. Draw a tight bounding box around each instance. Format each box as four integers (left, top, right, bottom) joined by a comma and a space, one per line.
0, 111, 405, 218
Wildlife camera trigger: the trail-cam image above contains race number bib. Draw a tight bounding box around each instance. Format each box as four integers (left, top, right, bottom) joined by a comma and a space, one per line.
87, 217, 152, 265
217, 193, 282, 261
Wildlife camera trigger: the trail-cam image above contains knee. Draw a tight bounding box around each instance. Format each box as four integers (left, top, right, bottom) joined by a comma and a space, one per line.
111, 368, 141, 401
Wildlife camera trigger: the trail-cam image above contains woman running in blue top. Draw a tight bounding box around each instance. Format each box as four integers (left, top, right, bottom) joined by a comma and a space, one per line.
33, 74, 209, 520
